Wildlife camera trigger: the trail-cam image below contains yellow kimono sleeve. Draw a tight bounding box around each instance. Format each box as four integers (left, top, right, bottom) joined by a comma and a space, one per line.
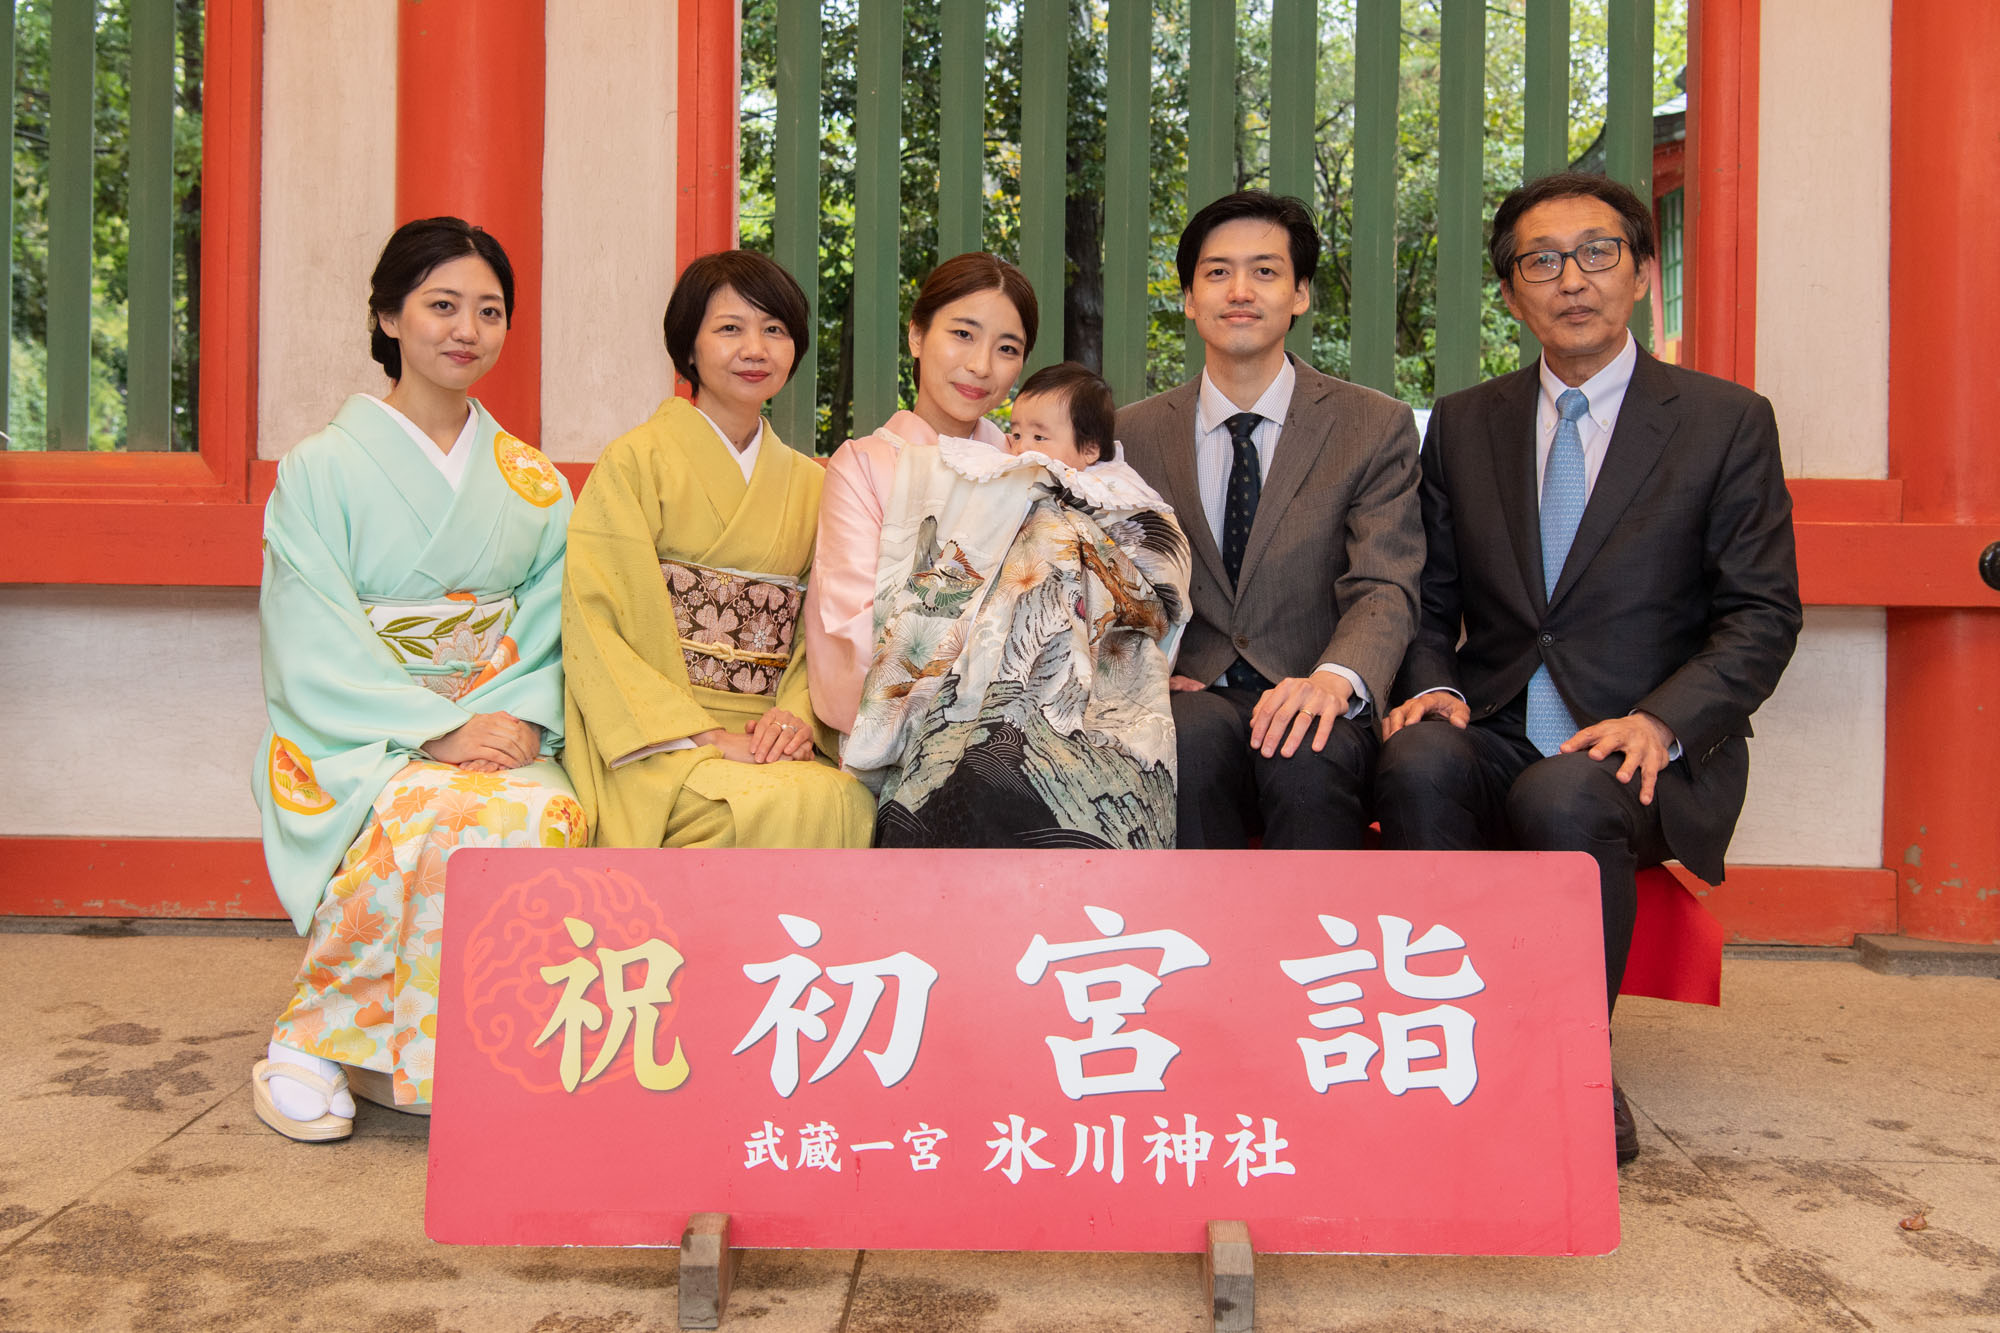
560, 435, 719, 762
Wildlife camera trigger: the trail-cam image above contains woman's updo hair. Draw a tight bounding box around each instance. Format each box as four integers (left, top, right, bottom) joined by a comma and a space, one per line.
908, 252, 1039, 387
367, 217, 515, 381
662, 249, 813, 394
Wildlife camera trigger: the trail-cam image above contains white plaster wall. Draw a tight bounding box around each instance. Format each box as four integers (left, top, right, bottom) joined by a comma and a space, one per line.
1756, 0, 1891, 480
540, 0, 679, 462
1, 589, 267, 838
1729, 3, 1892, 868
1727, 609, 1886, 867
256, 0, 398, 460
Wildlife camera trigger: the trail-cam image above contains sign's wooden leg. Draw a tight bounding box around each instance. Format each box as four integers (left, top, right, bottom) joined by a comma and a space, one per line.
678, 1212, 738, 1330
1205, 1219, 1255, 1333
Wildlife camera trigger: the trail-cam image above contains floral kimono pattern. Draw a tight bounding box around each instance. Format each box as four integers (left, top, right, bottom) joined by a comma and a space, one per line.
272, 759, 585, 1103
843, 436, 1192, 848
255, 395, 583, 1103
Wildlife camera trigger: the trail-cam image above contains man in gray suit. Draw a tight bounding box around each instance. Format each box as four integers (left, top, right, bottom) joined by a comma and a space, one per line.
1375, 172, 1801, 1164
1117, 191, 1422, 849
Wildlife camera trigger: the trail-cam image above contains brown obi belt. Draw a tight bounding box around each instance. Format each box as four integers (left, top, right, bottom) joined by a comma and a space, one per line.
660, 559, 803, 698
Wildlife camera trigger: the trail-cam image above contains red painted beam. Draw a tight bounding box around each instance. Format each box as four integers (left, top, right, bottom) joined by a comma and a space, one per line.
2, 500, 264, 585
396, 1, 546, 445
1664, 864, 1898, 948
0, 834, 1905, 949
0, 837, 282, 919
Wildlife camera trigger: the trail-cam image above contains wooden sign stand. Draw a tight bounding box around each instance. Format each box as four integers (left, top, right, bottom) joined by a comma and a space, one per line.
670, 1213, 1255, 1331
677, 1213, 738, 1330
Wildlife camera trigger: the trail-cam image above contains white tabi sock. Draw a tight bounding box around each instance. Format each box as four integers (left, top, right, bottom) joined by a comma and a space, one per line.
265, 1041, 356, 1121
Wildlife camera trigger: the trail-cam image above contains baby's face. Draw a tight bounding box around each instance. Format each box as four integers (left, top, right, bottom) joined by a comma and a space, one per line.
1006, 391, 1095, 468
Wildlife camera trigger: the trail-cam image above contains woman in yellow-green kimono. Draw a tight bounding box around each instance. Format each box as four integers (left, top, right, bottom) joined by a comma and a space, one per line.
561, 250, 874, 848
251, 218, 586, 1142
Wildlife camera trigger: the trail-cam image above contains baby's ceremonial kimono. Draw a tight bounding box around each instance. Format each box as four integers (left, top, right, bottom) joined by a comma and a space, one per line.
560, 397, 874, 850
841, 435, 1192, 848
255, 395, 585, 1105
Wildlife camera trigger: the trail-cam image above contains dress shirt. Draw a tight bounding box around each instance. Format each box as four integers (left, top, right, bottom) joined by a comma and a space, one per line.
365, 395, 475, 491
1533, 331, 1636, 499
1193, 359, 1367, 714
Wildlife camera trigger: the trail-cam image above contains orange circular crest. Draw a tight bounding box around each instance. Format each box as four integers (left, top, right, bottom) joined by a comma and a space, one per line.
494, 432, 563, 508
269, 736, 335, 816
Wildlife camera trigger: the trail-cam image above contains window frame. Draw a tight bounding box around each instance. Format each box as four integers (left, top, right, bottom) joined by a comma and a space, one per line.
0, 0, 263, 582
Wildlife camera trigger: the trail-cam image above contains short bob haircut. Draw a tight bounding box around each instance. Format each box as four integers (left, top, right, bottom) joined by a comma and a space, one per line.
1015, 361, 1114, 465
907, 252, 1039, 389
1489, 171, 1658, 289
661, 250, 812, 394
368, 217, 514, 381
1175, 190, 1321, 294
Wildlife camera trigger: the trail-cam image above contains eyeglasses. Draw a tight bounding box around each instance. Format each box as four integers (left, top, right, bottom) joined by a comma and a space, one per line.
1511, 237, 1628, 283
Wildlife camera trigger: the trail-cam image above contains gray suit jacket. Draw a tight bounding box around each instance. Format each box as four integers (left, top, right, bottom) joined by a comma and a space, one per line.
1116, 355, 1423, 715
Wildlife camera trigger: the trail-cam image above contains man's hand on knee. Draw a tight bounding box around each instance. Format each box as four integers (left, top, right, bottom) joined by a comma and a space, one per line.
1250, 673, 1353, 758
1382, 688, 1470, 738
1561, 711, 1677, 805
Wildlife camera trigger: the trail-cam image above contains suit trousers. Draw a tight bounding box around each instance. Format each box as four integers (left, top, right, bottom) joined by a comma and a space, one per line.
1172, 685, 1377, 849
1373, 701, 1671, 1012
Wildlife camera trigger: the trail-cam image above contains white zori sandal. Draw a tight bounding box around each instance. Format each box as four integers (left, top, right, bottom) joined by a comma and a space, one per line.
252, 1059, 354, 1142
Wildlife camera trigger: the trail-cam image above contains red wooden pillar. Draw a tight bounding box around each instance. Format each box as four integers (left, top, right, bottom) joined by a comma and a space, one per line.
1884, 1, 2000, 943
671, 0, 739, 401
396, 2, 546, 443
677, 0, 740, 268
1684, 0, 1758, 386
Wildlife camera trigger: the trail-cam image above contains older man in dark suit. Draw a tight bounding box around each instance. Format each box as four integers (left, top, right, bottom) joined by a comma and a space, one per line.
1375, 172, 1802, 1165
1118, 191, 1422, 849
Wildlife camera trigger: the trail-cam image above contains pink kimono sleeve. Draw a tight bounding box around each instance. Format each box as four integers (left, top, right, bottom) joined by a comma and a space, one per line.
805, 435, 896, 736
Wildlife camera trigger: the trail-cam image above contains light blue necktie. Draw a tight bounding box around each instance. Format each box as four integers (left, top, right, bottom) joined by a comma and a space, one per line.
1525, 388, 1592, 756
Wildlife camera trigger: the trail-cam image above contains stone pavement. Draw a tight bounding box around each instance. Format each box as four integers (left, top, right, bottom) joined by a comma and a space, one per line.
0, 921, 1995, 1333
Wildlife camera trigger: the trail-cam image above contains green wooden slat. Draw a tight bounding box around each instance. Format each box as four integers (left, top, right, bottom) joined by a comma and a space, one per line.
1522, 0, 1570, 178
2, 4, 14, 444
1607, 0, 1654, 347
1184, 0, 1234, 376
770, 0, 821, 453
1019, 0, 1065, 375
127, 0, 174, 450
1519, 0, 1570, 368
853, 0, 901, 430
48, 0, 96, 450
1434, 0, 1484, 397
937, 1, 983, 263
1269, 0, 1315, 363
1348, 0, 1397, 394
1102, 0, 1149, 405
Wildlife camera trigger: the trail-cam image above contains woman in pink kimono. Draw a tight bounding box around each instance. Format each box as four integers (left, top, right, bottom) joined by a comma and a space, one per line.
804, 253, 1040, 733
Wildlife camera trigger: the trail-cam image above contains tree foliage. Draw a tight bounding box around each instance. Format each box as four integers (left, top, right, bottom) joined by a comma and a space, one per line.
8, 0, 203, 451
739, 0, 1684, 437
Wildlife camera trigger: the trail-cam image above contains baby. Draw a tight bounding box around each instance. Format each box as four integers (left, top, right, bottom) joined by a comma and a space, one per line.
1005, 362, 1116, 469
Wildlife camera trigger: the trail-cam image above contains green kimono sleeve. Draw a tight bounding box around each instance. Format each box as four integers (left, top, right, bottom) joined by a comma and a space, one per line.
255, 452, 478, 929
463, 479, 573, 752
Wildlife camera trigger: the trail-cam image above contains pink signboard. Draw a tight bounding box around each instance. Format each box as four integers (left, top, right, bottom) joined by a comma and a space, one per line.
426, 849, 1618, 1255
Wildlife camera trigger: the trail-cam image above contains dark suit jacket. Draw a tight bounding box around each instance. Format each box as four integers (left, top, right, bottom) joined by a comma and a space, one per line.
1116, 355, 1423, 715
1397, 348, 1802, 882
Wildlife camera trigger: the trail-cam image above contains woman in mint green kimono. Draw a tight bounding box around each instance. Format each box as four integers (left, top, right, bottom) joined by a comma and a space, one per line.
251, 217, 586, 1142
